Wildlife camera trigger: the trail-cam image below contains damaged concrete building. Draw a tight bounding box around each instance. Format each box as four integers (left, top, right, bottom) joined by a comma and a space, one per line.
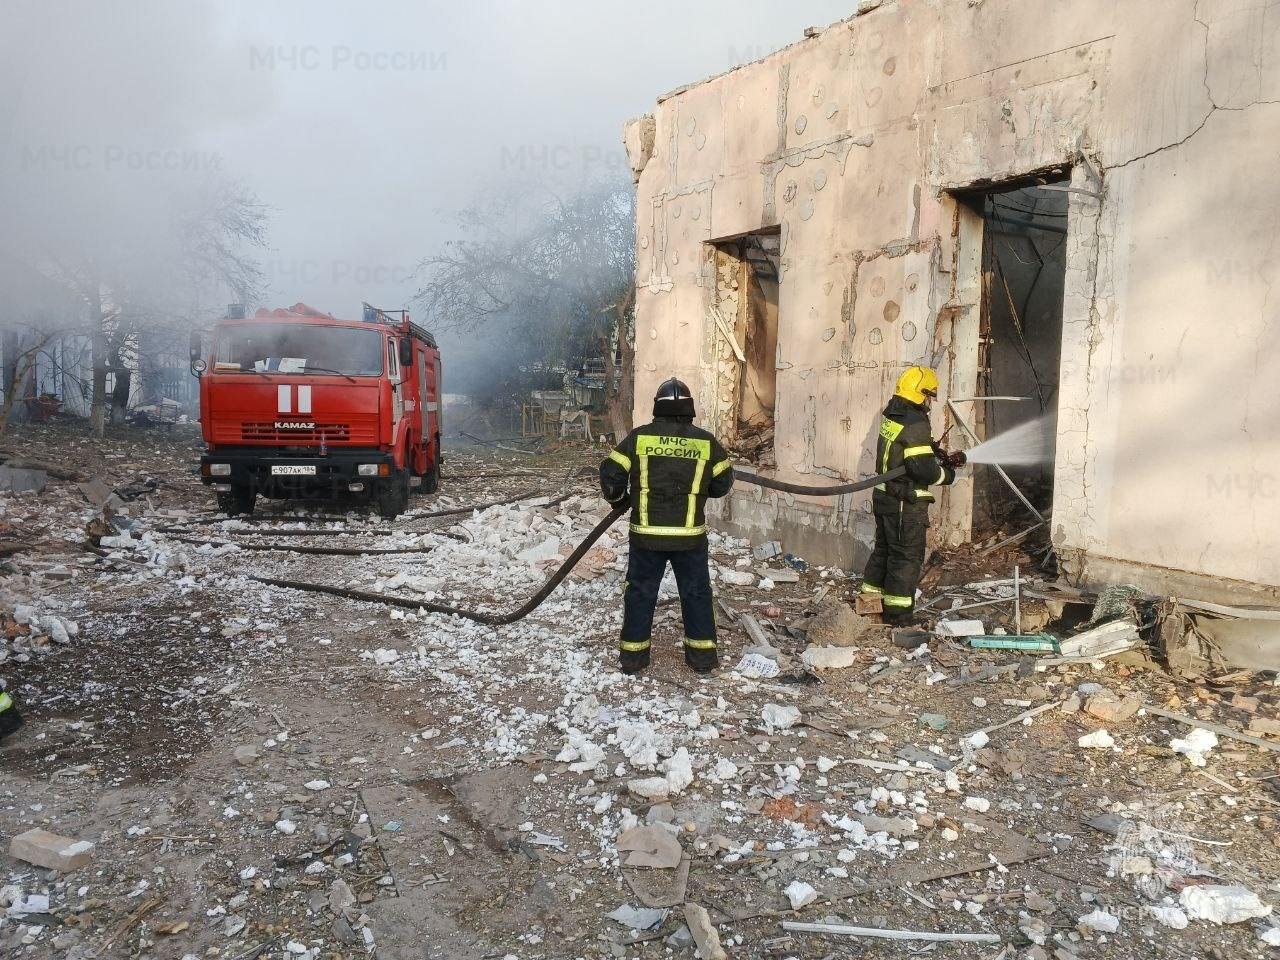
622, 0, 1280, 603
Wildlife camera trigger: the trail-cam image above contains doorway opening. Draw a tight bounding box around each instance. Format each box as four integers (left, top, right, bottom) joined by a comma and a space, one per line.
709, 229, 780, 467
956, 177, 1068, 542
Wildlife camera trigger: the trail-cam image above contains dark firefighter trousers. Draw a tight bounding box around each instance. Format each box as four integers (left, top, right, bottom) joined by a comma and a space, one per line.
861, 501, 930, 622
0, 689, 21, 741
620, 543, 718, 673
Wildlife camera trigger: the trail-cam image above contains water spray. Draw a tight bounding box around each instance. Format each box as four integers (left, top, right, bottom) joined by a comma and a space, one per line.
960, 414, 1055, 466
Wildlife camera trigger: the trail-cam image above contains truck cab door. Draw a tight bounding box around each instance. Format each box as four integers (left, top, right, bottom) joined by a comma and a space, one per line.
387, 338, 404, 423
416, 351, 429, 435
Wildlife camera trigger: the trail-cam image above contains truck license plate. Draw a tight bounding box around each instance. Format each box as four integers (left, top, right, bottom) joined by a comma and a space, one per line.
271, 465, 316, 476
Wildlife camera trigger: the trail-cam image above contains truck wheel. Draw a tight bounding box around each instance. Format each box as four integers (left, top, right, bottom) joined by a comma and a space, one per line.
376, 470, 409, 520
421, 443, 440, 494
217, 485, 256, 516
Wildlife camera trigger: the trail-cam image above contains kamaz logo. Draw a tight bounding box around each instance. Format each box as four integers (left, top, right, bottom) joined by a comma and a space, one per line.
274, 421, 315, 430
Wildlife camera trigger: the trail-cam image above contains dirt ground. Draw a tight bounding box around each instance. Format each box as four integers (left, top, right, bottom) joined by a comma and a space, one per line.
0, 421, 1277, 960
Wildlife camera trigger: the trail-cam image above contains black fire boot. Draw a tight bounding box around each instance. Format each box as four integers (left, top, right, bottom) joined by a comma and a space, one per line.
620, 651, 651, 675
684, 649, 719, 675
0, 701, 23, 741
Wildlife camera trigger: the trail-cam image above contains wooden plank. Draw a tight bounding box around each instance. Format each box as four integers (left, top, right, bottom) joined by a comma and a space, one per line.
782, 921, 1000, 944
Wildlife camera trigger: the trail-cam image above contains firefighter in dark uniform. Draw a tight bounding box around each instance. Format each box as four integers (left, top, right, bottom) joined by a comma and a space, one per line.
600, 378, 735, 674
859, 366, 966, 626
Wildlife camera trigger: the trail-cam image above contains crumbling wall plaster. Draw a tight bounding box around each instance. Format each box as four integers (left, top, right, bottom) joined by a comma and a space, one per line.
627, 0, 1280, 593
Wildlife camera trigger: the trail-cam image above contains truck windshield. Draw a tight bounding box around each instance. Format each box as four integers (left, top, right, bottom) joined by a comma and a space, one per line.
214, 323, 384, 376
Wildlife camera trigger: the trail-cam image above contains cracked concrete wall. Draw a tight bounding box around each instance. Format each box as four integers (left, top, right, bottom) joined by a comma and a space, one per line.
625, 0, 1280, 599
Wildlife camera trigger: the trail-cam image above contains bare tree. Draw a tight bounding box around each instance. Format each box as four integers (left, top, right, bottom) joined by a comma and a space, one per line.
598, 286, 635, 441
414, 182, 636, 432
0, 328, 54, 435
21, 175, 268, 435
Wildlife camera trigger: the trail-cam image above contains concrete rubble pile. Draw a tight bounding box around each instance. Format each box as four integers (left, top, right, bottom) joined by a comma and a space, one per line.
1, 438, 1277, 958
0, 604, 81, 666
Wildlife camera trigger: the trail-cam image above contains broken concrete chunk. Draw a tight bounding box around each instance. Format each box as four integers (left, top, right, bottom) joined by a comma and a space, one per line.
1084, 692, 1142, 724
1019, 912, 1050, 944
784, 879, 818, 910
1143, 904, 1189, 929
739, 613, 773, 648
606, 904, 667, 930
762, 703, 801, 730
627, 750, 694, 802
1078, 729, 1115, 750
645, 803, 676, 824
752, 540, 782, 561
1170, 728, 1218, 766
9, 828, 95, 872
1248, 717, 1280, 738
759, 566, 799, 583
0, 466, 47, 494
934, 619, 985, 638
1058, 620, 1140, 659
962, 730, 989, 752
1191, 615, 1280, 674
1083, 813, 1126, 836
1024, 892, 1055, 913
616, 824, 683, 869
805, 601, 876, 647
712, 758, 739, 781
801, 646, 858, 670
859, 814, 917, 838
1180, 885, 1273, 924
1078, 908, 1121, 934
516, 536, 561, 564
628, 777, 672, 802
895, 745, 954, 771
233, 744, 260, 766
683, 902, 728, 960
78, 479, 114, 506
328, 879, 356, 915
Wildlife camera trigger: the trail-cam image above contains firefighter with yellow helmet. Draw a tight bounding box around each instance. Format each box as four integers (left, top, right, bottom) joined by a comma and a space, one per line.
859, 366, 966, 625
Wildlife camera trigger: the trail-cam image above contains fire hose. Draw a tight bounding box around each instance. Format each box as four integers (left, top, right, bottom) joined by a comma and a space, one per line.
250, 465, 907, 626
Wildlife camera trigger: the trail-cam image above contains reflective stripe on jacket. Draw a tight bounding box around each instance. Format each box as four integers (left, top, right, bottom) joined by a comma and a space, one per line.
600, 417, 734, 550
873, 394, 955, 507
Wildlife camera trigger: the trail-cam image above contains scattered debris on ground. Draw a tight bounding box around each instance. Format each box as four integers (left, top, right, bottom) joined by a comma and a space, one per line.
0, 422, 1277, 959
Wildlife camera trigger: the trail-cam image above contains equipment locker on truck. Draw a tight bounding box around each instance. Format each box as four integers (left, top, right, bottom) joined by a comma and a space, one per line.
191, 302, 442, 519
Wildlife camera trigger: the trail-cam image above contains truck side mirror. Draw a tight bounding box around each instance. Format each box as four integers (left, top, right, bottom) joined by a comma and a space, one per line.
189, 330, 202, 363
398, 337, 413, 367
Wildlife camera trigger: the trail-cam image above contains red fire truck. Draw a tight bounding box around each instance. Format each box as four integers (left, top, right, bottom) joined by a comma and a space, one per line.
191, 302, 442, 519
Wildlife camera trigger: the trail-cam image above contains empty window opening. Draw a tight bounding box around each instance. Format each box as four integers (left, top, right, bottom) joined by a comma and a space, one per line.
710, 229, 779, 467
962, 179, 1068, 542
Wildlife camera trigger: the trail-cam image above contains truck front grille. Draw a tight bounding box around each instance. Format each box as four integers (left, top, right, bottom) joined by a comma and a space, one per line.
240, 422, 351, 443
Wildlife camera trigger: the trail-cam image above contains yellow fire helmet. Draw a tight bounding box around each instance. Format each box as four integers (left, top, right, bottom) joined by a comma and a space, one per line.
894, 366, 940, 405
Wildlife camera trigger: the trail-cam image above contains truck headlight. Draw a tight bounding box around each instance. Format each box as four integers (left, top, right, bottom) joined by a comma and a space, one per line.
209, 463, 231, 476
358, 464, 390, 476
